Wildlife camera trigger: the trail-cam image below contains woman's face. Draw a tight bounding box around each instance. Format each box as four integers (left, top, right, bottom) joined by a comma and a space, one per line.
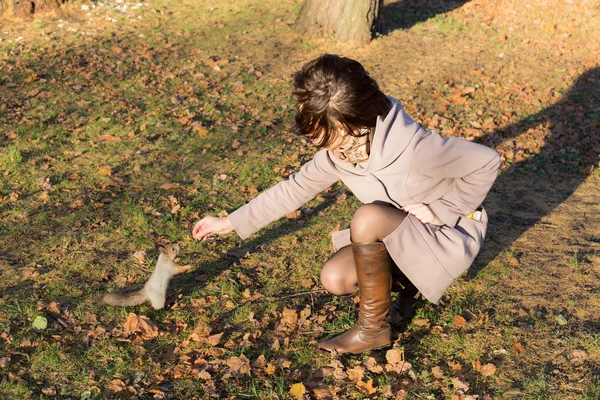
312, 127, 349, 151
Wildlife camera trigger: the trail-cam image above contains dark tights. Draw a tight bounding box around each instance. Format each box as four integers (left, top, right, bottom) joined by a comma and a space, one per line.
320, 203, 407, 295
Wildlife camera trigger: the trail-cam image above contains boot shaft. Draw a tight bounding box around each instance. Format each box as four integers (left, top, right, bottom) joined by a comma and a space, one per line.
351, 241, 392, 331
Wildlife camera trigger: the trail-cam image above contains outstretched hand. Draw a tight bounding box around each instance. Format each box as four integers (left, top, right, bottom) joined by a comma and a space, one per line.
403, 203, 444, 226
192, 216, 234, 241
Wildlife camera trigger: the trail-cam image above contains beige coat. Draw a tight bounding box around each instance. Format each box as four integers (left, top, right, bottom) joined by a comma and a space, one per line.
228, 97, 501, 303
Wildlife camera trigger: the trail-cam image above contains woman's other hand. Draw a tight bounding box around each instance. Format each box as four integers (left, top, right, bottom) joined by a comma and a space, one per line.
192, 216, 234, 241
403, 203, 444, 225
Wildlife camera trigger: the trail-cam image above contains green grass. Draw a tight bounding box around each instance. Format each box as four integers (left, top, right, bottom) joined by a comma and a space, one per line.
1, 0, 600, 398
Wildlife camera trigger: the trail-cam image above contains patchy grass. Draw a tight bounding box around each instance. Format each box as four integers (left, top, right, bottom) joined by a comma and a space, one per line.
1, 0, 600, 398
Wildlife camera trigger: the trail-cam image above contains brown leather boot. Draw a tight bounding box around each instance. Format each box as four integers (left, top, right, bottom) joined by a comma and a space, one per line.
319, 241, 392, 354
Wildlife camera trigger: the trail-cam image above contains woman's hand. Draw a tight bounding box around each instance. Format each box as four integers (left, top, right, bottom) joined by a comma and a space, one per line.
192, 216, 234, 241
403, 203, 444, 225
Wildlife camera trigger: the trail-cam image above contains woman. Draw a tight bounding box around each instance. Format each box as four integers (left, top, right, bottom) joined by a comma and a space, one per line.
192, 54, 501, 354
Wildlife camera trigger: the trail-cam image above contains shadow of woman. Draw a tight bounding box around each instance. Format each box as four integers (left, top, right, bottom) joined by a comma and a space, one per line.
471, 66, 600, 275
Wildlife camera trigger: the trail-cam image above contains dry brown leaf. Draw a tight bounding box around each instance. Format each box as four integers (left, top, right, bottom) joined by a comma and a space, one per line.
41, 387, 56, 396
356, 379, 376, 395
453, 315, 467, 328
253, 354, 267, 368
206, 332, 223, 346
451, 376, 470, 392
124, 313, 158, 340
289, 382, 306, 399
82, 312, 97, 325
110, 46, 123, 54
480, 363, 497, 376
281, 307, 298, 328
133, 250, 146, 265
98, 134, 121, 142
346, 365, 365, 381
364, 356, 384, 373
108, 379, 126, 393
190, 321, 211, 341
385, 348, 404, 364
5, 130, 17, 139
38, 192, 50, 202
513, 342, 525, 354
196, 369, 211, 380
69, 199, 84, 209
159, 183, 182, 190
311, 384, 334, 399
227, 355, 250, 376
431, 366, 444, 379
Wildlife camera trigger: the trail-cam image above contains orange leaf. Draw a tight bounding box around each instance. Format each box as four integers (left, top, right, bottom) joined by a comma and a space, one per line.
453, 315, 467, 328
356, 379, 376, 395
514, 342, 525, 354
480, 363, 497, 377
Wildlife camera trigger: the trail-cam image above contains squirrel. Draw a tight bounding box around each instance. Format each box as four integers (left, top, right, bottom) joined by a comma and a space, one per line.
103, 243, 191, 310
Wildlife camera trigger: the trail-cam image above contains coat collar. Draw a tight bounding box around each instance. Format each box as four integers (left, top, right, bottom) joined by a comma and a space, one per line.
325, 96, 420, 174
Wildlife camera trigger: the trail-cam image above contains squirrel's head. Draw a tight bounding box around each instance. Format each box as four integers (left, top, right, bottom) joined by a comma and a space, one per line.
158, 243, 180, 260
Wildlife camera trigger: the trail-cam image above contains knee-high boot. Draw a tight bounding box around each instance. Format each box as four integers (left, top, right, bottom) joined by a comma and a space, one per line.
319, 241, 392, 354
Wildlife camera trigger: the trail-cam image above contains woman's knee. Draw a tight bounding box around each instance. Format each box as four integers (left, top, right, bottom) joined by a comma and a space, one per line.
320, 251, 356, 295
350, 203, 407, 242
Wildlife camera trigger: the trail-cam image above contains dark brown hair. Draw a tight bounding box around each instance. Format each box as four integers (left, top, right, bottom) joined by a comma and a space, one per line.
292, 54, 391, 148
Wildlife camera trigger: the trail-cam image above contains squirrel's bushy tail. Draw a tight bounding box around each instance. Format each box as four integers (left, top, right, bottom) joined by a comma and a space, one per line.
103, 290, 147, 307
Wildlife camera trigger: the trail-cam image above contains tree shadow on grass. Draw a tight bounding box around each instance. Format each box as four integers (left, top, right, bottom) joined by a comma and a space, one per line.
470, 67, 600, 276
380, 0, 471, 34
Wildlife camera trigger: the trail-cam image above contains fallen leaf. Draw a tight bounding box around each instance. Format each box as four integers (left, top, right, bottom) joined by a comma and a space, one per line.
386, 348, 404, 364
480, 363, 497, 376
124, 313, 158, 340
42, 387, 57, 396
98, 134, 121, 142
312, 384, 334, 399
159, 183, 182, 190
289, 382, 306, 399
206, 332, 223, 346
570, 349, 588, 365
454, 315, 467, 328
108, 379, 126, 393
347, 365, 365, 381
431, 366, 444, 379
110, 45, 123, 54
5, 130, 17, 139
451, 376, 470, 392
190, 321, 211, 341
356, 379, 376, 395
227, 355, 250, 376
32, 316, 48, 330
69, 199, 85, 209
364, 356, 384, 373
133, 250, 146, 264
280, 307, 298, 328
98, 166, 112, 177
513, 342, 525, 354
253, 354, 267, 368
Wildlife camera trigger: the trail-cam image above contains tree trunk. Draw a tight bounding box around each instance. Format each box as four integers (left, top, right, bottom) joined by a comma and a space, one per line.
295, 0, 383, 46
0, 0, 65, 18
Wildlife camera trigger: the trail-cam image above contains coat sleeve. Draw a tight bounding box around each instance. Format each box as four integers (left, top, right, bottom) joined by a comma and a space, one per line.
227, 150, 340, 240
411, 130, 501, 227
